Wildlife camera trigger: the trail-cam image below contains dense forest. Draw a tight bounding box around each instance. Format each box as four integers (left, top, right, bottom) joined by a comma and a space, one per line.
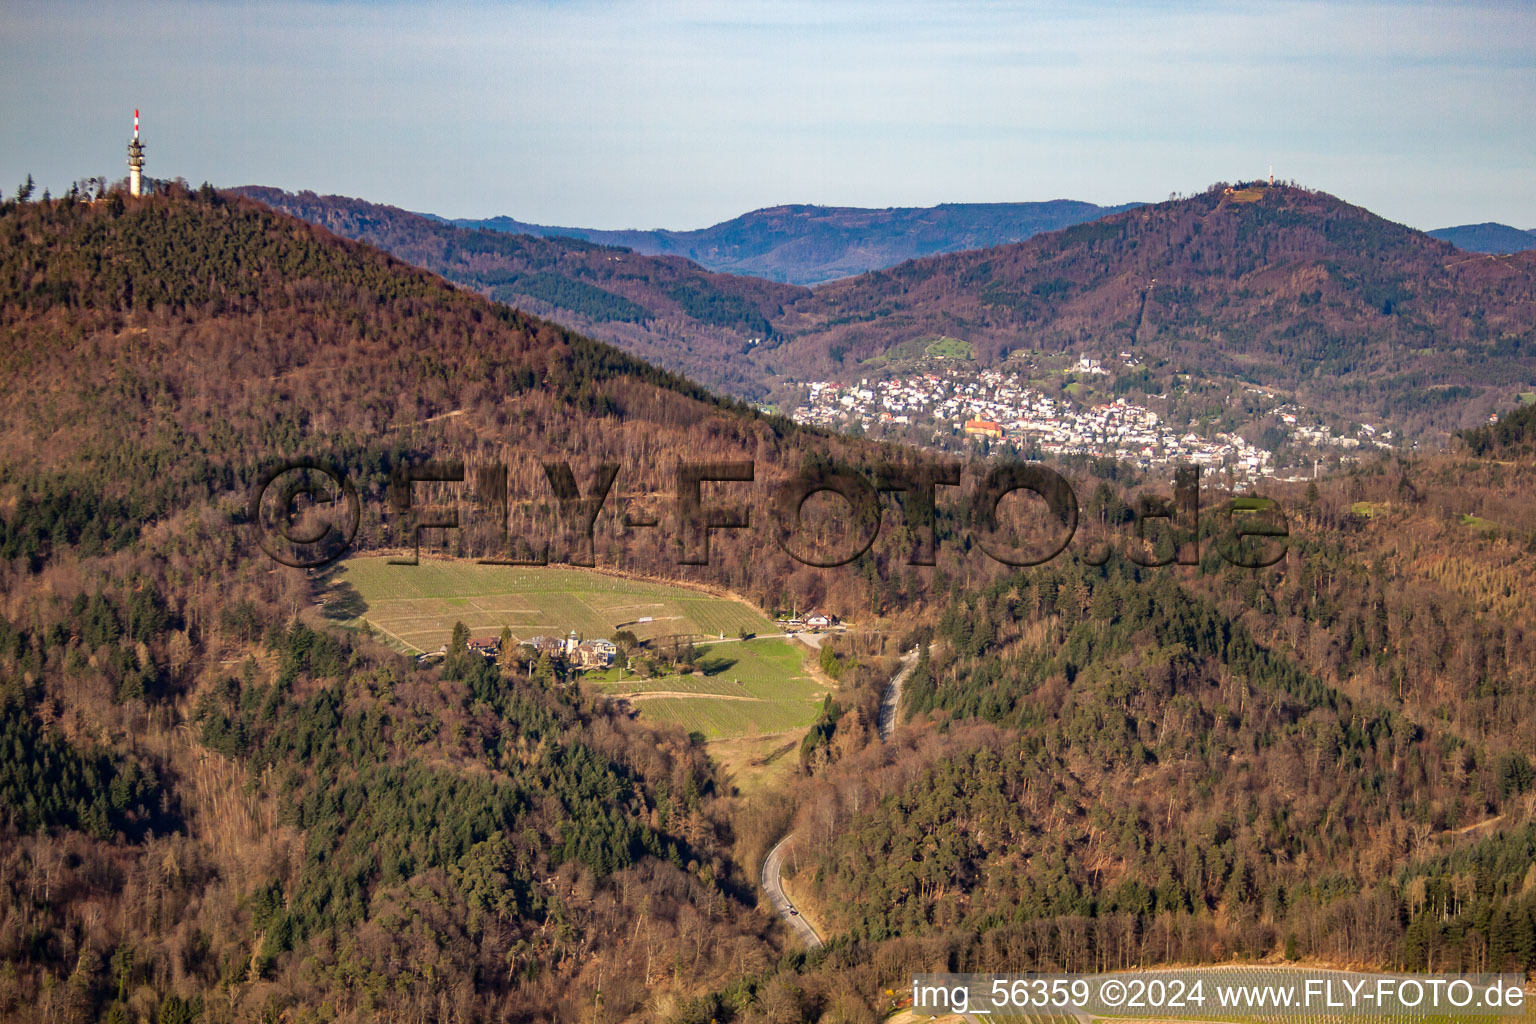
2, 183, 1534, 1024
1461, 402, 1536, 456
798, 555, 1536, 967
231, 187, 807, 398
0, 185, 939, 1023
756, 455, 1536, 1013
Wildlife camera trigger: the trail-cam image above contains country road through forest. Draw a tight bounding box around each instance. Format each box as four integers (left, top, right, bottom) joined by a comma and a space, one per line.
760, 833, 824, 950
878, 647, 920, 741
761, 646, 923, 948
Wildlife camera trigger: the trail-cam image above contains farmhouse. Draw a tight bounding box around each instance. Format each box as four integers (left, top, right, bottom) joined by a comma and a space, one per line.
804, 611, 838, 630
467, 636, 501, 658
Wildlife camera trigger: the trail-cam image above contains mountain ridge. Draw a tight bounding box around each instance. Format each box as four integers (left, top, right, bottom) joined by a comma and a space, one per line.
232, 185, 808, 398
755, 183, 1536, 436
235, 183, 1536, 440
5, 183, 1536, 1024
1428, 221, 1536, 254
447, 199, 1142, 285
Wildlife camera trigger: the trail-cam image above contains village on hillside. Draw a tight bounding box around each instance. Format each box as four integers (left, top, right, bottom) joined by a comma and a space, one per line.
789, 357, 1395, 481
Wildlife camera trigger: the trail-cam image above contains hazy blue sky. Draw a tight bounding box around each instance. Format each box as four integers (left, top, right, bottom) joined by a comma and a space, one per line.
2, 1, 1532, 230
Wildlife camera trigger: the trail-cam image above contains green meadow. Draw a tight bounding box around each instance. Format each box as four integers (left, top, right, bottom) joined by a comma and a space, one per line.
327, 556, 776, 654
586, 638, 828, 741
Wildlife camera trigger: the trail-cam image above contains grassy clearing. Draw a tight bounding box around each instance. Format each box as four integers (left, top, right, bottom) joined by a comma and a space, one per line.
705, 734, 800, 797
593, 675, 755, 698
636, 696, 819, 740
326, 556, 824, 787
328, 556, 775, 655
589, 638, 827, 741
923, 336, 974, 359
595, 638, 829, 787
867, 334, 974, 365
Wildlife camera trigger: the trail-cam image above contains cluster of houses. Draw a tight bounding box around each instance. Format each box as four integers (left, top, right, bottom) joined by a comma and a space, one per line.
1288, 413, 1391, 452
1041, 398, 1276, 477
777, 611, 840, 632
520, 631, 618, 669
791, 364, 1279, 480
423, 630, 618, 669
789, 359, 1404, 482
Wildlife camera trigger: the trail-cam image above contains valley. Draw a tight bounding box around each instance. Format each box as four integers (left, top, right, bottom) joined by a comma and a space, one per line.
7, 2, 1536, 1021
3, 184, 1535, 1024
241, 182, 1536, 454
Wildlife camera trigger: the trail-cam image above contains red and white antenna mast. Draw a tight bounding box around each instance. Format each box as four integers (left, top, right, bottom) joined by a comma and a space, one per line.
127, 109, 146, 197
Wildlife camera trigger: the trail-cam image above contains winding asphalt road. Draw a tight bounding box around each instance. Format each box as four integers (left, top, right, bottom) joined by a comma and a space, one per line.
878, 647, 921, 741
761, 646, 924, 948
760, 833, 824, 950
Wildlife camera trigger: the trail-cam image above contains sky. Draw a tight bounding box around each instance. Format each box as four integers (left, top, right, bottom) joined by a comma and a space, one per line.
1, 0, 1532, 231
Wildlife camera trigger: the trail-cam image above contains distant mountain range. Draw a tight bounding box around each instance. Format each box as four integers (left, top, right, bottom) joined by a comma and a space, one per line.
1428, 222, 1536, 254
239, 184, 1536, 439
444, 200, 1141, 285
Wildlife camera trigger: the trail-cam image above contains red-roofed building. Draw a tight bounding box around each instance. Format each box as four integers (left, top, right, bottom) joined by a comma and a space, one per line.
963, 419, 1003, 439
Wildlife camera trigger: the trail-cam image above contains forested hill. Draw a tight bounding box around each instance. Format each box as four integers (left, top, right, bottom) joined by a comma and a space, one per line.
232, 186, 808, 398
0, 185, 744, 567
5, 183, 1536, 1023
0, 184, 928, 1024
247, 184, 1536, 439
0, 183, 921, 611
1461, 400, 1536, 456
775, 453, 1536, 980
451, 199, 1142, 286
758, 183, 1536, 435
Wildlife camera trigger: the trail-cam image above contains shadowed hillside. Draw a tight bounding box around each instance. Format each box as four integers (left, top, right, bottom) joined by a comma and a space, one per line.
233, 186, 810, 398
453, 199, 1142, 285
